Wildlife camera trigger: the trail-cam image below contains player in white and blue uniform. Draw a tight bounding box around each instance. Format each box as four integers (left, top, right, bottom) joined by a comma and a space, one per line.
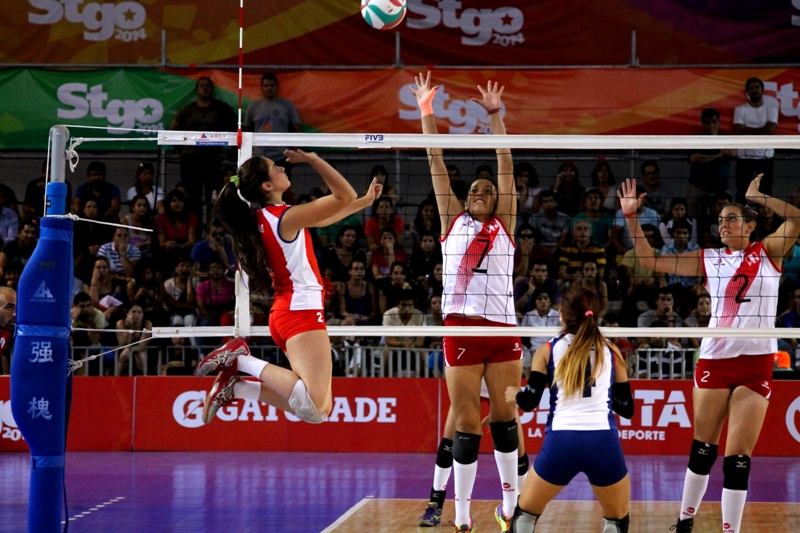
509, 286, 634, 533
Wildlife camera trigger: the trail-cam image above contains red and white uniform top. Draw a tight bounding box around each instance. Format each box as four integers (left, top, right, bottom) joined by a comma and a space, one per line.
701, 242, 780, 359
255, 204, 324, 312
441, 212, 516, 325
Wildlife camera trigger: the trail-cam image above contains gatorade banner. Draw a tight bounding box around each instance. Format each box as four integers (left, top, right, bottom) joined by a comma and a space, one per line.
2, 1, 800, 66
3, 66, 800, 151
3, 376, 800, 455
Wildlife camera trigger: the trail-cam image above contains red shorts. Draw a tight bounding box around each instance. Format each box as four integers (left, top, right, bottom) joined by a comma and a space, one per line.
268, 308, 327, 352
694, 354, 774, 399
443, 316, 522, 367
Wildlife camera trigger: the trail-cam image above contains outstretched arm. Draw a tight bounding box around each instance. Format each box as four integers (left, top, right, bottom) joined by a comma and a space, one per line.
311, 178, 383, 228
619, 179, 703, 277
471, 80, 516, 234
413, 72, 461, 230
280, 150, 357, 238
746, 174, 800, 264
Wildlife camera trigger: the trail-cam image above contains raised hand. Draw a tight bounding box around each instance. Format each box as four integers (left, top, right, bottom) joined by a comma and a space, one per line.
365, 177, 383, 203
617, 179, 644, 216
411, 71, 439, 108
471, 80, 505, 113
745, 174, 765, 203
284, 148, 318, 165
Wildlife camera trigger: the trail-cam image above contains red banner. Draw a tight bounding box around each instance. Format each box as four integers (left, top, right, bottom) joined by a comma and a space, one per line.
2, 376, 800, 455
2, 1, 800, 66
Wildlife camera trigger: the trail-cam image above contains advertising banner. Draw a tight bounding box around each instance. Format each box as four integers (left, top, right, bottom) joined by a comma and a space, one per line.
5, 66, 800, 151
2, 1, 800, 66
3, 376, 800, 455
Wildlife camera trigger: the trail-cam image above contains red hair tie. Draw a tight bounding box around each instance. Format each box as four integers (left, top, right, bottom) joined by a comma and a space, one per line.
585, 310, 594, 317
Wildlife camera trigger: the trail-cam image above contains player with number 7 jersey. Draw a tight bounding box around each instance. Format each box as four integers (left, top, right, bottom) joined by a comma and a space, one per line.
619, 174, 800, 533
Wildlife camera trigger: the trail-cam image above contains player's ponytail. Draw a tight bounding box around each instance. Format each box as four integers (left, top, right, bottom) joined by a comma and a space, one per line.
212, 156, 271, 292
555, 286, 612, 398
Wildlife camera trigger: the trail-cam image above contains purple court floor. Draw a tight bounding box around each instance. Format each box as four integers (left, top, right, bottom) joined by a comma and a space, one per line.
1, 452, 799, 532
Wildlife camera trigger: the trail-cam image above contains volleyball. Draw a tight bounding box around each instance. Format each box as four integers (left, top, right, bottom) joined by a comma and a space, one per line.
361, 0, 407, 30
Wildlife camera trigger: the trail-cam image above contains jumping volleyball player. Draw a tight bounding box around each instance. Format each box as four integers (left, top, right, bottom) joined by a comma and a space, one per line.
196, 150, 381, 425
620, 175, 800, 533
507, 286, 633, 533
413, 72, 522, 533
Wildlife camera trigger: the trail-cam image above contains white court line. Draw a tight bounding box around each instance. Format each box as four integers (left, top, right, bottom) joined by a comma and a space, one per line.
320, 497, 372, 533
61, 496, 125, 523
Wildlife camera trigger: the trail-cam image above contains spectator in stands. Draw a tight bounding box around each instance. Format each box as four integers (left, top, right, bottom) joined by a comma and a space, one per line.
383, 289, 425, 348
611, 184, 660, 254
73, 198, 112, 258
379, 261, 412, 314
243, 72, 302, 170
514, 258, 562, 315
321, 225, 365, 285
687, 108, 736, 219
191, 220, 235, 280
529, 190, 571, 252
734, 77, 777, 202
0, 190, 19, 249
0, 180, 19, 218
427, 262, 443, 299
638, 287, 683, 348
515, 162, 540, 217
520, 288, 560, 377
513, 224, 553, 280
3, 264, 20, 291
574, 187, 614, 248
639, 160, 674, 215
98, 227, 141, 281
156, 189, 199, 266
551, 160, 584, 217
555, 218, 606, 285
659, 197, 698, 247
126, 162, 164, 214
410, 199, 441, 250
572, 260, 608, 319
196, 258, 234, 329
121, 195, 154, 256
429, 164, 469, 203
72, 161, 121, 221
755, 203, 784, 241
684, 293, 711, 350
409, 230, 442, 285
317, 205, 364, 249
590, 159, 618, 212
163, 336, 199, 370
0, 220, 37, 276
71, 292, 106, 375
23, 161, 72, 223
170, 76, 237, 216
87, 256, 125, 324
338, 260, 377, 326
126, 259, 165, 326
116, 303, 153, 375
601, 313, 635, 363
365, 196, 404, 253
697, 192, 731, 249
163, 257, 198, 329
367, 164, 398, 208
637, 320, 684, 379
371, 227, 408, 281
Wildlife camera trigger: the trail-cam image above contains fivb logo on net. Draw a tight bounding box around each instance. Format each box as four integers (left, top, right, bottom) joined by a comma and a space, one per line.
28, 0, 147, 42
57, 83, 164, 135
406, 0, 525, 47
399, 84, 505, 134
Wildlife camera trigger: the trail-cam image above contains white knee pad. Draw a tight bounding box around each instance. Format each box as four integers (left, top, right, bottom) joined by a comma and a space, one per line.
288, 379, 327, 424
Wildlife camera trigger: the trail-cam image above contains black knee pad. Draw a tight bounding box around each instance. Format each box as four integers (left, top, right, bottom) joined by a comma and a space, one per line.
518, 452, 529, 475
436, 438, 454, 469
453, 431, 481, 465
687, 440, 718, 476
723, 455, 751, 491
490, 419, 519, 454
603, 514, 629, 533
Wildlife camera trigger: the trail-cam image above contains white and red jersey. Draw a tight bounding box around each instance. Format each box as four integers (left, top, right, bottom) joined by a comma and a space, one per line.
701, 242, 780, 359
441, 212, 516, 325
255, 204, 324, 311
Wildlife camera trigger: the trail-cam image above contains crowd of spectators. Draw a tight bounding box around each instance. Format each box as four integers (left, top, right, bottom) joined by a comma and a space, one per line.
1, 76, 799, 377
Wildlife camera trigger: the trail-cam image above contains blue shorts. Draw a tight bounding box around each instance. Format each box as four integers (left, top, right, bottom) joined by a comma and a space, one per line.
533, 429, 627, 487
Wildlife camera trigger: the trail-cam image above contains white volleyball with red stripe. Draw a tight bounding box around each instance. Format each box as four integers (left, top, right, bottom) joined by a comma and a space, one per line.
361, 0, 407, 30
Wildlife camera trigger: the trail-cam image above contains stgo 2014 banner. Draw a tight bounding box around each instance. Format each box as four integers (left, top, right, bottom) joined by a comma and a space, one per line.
3, 1, 800, 66
3, 376, 800, 455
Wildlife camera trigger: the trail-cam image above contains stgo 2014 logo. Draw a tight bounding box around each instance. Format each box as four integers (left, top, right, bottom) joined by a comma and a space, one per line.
28, 0, 147, 42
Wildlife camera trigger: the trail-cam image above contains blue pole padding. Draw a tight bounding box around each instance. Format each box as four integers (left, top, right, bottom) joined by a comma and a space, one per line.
10, 216, 73, 533
45, 182, 67, 217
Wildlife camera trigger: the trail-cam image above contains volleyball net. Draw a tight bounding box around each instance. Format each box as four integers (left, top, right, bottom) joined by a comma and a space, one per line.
48, 126, 800, 375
